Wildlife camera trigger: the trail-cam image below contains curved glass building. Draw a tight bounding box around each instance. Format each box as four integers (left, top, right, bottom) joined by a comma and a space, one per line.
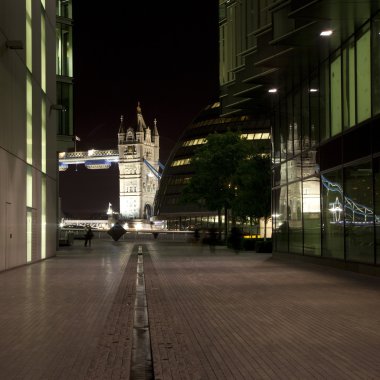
154, 102, 270, 230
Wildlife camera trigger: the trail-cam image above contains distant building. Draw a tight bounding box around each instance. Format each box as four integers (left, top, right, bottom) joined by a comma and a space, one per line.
118, 103, 160, 219
59, 103, 160, 221
56, 0, 74, 151
0, 0, 58, 270
154, 102, 270, 230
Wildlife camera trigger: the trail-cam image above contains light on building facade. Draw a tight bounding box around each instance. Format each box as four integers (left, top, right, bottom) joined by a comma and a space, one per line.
320, 30, 333, 36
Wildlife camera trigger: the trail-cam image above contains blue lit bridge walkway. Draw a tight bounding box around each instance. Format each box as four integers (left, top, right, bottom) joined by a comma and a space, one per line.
0, 239, 379, 379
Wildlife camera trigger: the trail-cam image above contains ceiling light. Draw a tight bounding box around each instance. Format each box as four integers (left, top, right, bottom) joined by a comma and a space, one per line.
268, 88, 277, 93
309, 88, 318, 93
320, 30, 333, 37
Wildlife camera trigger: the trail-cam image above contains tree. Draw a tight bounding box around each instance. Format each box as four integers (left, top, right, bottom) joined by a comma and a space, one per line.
181, 130, 248, 239
232, 141, 271, 239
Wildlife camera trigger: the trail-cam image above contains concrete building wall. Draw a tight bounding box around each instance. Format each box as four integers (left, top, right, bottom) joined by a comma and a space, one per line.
0, 0, 57, 271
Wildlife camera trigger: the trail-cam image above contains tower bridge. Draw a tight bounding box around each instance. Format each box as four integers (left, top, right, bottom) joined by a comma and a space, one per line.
59, 104, 163, 220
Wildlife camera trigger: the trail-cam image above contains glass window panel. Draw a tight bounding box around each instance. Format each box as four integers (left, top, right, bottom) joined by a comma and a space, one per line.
26, 74, 33, 164
331, 55, 342, 136
26, 166, 33, 208
357, 28, 371, 123
41, 98, 46, 173
372, 18, 380, 116
287, 95, 294, 157
26, 0, 32, 72
303, 177, 321, 256
27, 210, 32, 262
288, 181, 303, 254
280, 161, 287, 186
287, 157, 301, 182
41, 176, 46, 259
320, 61, 330, 141
273, 186, 288, 253
56, 23, 73, 77
373, 157, 380, 264
321, 170, 344, 259
41, 11, 46, 92
280, 99, 287, 161
273, 165, 281, 187
344, 162, 374, 263
302, 148, 318, 178
342, 41, 356, 129
309, 72, 320, 146
301, 83, 310, 150
294, 90, 301, 154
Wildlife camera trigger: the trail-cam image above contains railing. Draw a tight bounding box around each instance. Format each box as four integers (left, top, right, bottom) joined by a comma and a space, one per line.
321, 175, 379, 224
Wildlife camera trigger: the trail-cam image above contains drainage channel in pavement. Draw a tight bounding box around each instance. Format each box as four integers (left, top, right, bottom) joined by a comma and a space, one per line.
130, 244, 154, 380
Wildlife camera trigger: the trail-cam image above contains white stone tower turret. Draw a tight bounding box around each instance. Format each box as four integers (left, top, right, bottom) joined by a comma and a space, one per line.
117, 103, 160, 220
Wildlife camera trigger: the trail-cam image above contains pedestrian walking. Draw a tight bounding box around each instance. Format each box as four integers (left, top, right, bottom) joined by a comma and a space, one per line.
84, 225, 94, 247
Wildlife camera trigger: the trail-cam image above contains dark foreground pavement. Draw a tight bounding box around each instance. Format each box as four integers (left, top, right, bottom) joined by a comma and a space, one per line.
0, 238, 379, 379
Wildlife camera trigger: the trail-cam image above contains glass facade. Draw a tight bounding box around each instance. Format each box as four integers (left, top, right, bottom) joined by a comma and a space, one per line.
272, 17, 380, 267
56, 0, 74, 145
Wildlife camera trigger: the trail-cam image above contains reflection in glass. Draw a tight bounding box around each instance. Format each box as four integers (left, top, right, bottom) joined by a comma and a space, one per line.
303, 177, 321, 256
287, 156, 301, 182
321, 170, 344, 259
288, 181, 303, 254
273, 186, 288, 252
374, 158, 380, 264
320, 61, 330, 141
344, 162, 374, 263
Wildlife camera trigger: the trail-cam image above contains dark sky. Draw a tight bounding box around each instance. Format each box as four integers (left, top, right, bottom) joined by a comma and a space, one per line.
59, 2, 220, 218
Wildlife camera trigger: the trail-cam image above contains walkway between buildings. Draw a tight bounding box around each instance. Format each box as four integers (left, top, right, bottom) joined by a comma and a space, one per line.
0, 237, 379, 379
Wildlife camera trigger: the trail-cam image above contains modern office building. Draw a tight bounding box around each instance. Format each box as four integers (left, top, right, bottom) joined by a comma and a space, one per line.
56, 0, 74, 151
154, 102, 270, 230
219, 0, 380, 273
0, 0, 59, 271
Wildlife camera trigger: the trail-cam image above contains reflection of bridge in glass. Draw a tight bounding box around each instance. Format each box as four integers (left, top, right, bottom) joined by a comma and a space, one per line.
321, 175, 379, 225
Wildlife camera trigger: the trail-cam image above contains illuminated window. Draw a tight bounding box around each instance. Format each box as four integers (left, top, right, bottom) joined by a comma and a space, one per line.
171, 158, 191, 167
41, 176, 46, 259
26, 74, 33, 165
330, 55, 342, 136
56, 23, 73, 76
41, 98, 46, 172
41, 9, 46, 92
356, 29, 371, 123
27, 210, 32, 262
26, 165, 33, 208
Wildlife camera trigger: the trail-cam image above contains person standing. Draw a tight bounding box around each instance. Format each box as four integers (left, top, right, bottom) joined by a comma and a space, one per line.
84, 225, 94, 247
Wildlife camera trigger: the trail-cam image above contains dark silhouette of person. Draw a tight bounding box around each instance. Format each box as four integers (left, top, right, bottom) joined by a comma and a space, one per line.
84, 225, 93, 247
194, 228, 200, 243
230, 227, 242, 254
208, 228, 217, 253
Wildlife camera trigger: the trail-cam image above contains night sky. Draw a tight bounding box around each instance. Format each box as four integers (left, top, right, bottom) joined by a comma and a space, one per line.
59, 2, 220, 218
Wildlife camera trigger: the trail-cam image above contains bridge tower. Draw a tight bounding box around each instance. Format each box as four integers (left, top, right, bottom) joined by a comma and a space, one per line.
118, 103, 160, 220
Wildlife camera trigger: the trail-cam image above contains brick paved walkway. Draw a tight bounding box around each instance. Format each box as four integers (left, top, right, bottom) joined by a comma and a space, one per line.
0, 238, 379, 379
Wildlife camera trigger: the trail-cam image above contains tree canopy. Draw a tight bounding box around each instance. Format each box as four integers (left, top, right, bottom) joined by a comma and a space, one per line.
181, 130, 248, 212
181, 130, 271, 235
